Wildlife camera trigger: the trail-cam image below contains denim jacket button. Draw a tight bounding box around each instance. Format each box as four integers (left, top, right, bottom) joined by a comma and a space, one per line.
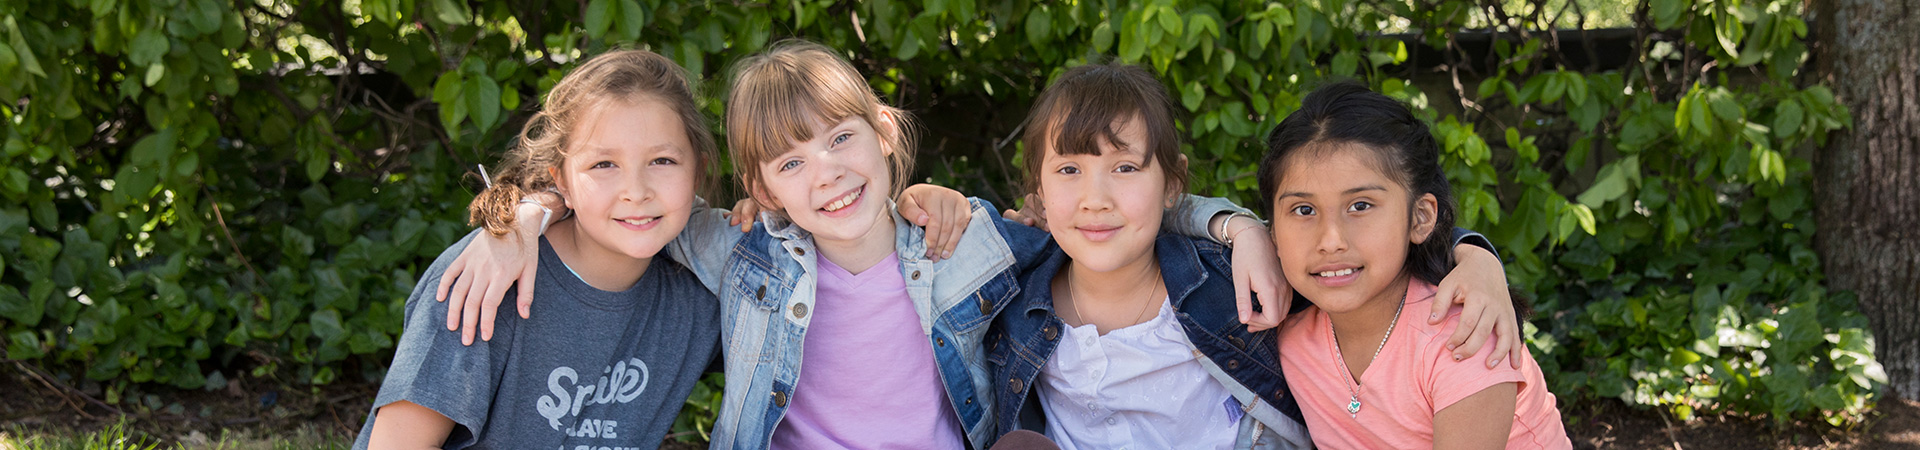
1229, 335, 1246, 350
1043, 326, 1058, 341
978, 296, 992, 314
793, 247, 806, 256
791, 303, 809, 319
773, 390, 789, 407
1010, 378, 1025, 393
1227, 359, 1240, 370
936, 337, 947, 347
756, 285, 767, 300
911, 270, 922, 280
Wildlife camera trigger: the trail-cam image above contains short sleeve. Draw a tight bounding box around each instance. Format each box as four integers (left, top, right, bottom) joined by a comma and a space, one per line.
1420, 313, 1525, 414
367, 236, 520, 449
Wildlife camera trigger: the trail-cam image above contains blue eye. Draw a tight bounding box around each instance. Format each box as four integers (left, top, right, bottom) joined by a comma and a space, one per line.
591, 161, 615, 169
779, 160, 802, 171
1291, 204, 1316, 216
1349, 201, 1373, 212
832, 133, 851, 146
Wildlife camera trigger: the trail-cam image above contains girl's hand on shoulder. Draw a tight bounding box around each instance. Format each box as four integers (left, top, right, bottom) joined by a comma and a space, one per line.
728, 197, 765, 233
897, 184, 971, 262
437, 202, 545, 346
1000, 193, 1048, 228
1226, 217, 1289, 332
1433, 244, 1522, 369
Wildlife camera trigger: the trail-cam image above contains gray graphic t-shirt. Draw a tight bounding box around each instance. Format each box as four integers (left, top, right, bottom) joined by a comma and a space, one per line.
353, 231, 720, 450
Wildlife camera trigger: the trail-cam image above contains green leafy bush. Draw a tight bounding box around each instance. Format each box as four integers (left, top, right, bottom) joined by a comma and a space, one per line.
0, 0, 1879, 439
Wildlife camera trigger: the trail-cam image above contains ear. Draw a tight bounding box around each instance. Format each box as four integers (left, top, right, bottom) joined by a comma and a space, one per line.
1164, 153, 1191, 207
1409, 192, 1439, 244
876, 110, 901, 157
548, 166, 570, 206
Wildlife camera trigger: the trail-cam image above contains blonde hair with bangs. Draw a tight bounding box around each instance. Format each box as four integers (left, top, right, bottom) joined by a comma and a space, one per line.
726, 39, 916, 205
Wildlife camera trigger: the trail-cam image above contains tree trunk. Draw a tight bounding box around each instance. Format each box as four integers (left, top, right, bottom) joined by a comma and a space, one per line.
1813, 0, 1920, 399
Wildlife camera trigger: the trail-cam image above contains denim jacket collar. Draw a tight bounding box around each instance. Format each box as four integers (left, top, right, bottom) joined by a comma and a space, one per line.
756, 199, 930, 264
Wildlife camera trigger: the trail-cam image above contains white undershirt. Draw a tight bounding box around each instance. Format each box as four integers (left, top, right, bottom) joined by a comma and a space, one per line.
1039, 300, 1239, 450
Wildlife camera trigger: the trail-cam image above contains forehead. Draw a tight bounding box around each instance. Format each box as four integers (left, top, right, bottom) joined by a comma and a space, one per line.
571, 98, 690, 155
1274, 144, 1399, 191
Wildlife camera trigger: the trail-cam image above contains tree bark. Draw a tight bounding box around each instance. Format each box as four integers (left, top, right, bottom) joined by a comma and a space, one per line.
1813, 0, 1920, 399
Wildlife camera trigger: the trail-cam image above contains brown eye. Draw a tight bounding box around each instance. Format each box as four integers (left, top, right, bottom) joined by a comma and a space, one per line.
1291, 205, 1316, 216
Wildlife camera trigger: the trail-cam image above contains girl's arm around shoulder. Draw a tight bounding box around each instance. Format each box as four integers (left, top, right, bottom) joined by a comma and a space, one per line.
665, 197, 750, 295
366, 401, 456, 450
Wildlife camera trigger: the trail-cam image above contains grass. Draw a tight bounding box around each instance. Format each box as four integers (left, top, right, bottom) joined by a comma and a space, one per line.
0, 421, 350, 450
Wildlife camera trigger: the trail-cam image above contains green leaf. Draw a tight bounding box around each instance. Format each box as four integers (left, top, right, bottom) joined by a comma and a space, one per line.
465, 76, 502, 132
0, 284, 41, 326
1091, 22, 1114, 53
1708, 91, 1744, 121
6, 329, 43, 360
1025, 7, 1052, 49
129, 28, 169, 67
1331, 51, 1357, 77
583, 0, 613, 38
310, 308, 345, 343
1565, 72, 1588, 106
131, 129, 180, 168
144, 62, 166, 87
6, 17, 43, 77
1651, 0, 1687, 30
1541, 74, 1565, 104
616, 0, 645, 41
1157, 7, 1183, 37
1578, 161, 1632, 208
430, 0, 472, 26
1772, 99, 1804, 138
1, 167, 25, 195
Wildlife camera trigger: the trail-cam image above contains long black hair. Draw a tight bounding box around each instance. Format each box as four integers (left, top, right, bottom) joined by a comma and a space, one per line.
1255, 81, 1456, 286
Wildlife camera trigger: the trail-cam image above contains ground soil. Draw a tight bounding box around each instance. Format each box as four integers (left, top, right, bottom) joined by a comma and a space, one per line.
4, 362, 1918, 449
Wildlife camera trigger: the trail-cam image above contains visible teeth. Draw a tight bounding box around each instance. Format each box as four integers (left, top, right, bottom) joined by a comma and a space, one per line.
619, 217, 657, 226
824, 189, 862, 212
1316, 268, 1356, 277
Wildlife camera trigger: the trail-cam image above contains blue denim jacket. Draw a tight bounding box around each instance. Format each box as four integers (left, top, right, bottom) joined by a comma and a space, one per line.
664, 196, 1247, 449
986, 229, 1495, 449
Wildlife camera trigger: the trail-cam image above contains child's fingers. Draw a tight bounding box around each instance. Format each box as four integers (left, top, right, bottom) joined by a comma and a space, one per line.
445, 273, 474, 331
1451, 310, 1496, 361
1249, 281, 1285, 332
1487, 323, 1515, 368
1444, 293, 1480, 350
1431, 279, 1464, 324
1505, 315, 1525, 369
941, 202, 966, 258
478, 276, 511, 341
923, 215, 945, 261
460, 287, 482, 346
437, 256, 466, 302
1234, 269, 1253, 327
517, 265, 537, 320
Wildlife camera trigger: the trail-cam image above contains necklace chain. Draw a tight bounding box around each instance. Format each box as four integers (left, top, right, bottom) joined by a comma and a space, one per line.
1062, 264, 1161, 330
1328, 286, 1408, 419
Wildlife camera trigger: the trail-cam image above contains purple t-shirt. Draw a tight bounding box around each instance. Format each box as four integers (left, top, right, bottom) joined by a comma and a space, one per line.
769, 252, 966, 450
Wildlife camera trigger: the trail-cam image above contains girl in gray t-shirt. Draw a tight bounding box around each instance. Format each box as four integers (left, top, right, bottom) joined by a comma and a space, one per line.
356, 49, 724, 450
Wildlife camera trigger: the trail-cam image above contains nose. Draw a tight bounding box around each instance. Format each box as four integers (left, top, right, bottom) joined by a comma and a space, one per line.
1314, 215, 1348, 255
620, 172, 654, 204
1077, 171, 1115, 213
810, 149, 846, 190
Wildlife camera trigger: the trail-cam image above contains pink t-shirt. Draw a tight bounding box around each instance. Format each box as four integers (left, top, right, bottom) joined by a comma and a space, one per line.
769, 252, 966, 450
1278, 280, 1570, 449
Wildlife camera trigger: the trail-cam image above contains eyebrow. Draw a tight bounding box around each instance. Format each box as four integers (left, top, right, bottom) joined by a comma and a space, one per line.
1277, 184, 1389, 200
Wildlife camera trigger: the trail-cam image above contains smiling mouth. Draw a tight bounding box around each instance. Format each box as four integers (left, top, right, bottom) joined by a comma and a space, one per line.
617, 217, 659, 226
821, 186, 864, 212
1314, 267, 1358, 278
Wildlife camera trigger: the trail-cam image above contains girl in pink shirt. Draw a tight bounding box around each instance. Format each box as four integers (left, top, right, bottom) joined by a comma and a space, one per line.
1259, 82, 1571, 449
